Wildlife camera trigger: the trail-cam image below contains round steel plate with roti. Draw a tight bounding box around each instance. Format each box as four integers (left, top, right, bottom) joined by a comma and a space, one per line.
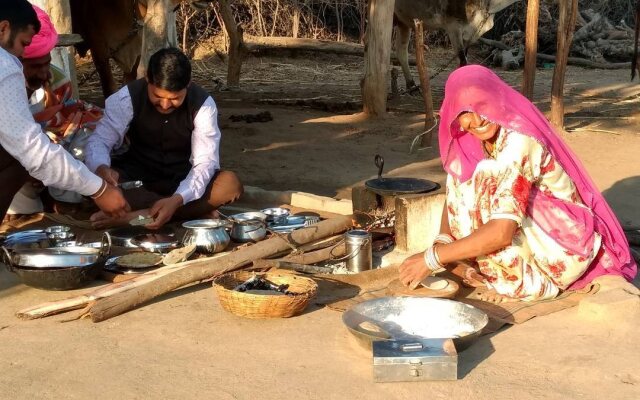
386, 277, 459, 299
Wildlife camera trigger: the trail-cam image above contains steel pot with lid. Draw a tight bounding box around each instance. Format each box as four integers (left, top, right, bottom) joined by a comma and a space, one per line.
181, 219, 230, 254
229, 212, 267, 243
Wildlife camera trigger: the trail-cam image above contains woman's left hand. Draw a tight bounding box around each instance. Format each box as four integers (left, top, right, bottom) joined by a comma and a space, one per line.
398, 252, 431, 289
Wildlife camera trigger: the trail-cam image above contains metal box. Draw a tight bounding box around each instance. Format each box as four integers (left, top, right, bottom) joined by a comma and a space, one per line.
372, 339, 458, 382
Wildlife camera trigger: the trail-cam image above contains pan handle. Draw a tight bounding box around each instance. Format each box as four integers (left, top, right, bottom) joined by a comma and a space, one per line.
374, 154, 384, 179
100, 232, 112, 258
1, 246, 14, 272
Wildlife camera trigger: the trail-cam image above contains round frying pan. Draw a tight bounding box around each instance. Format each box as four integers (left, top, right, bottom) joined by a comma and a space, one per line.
364, 154, 440, 196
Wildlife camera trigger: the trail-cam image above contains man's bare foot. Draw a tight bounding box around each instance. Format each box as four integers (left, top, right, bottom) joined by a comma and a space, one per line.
478, 289, 519, 304
90, 209, 150, 229
450, 261, 486, 288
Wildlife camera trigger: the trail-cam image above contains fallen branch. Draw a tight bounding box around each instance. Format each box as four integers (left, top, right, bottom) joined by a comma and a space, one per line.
86, 215, 353, 322
479, 38, 632, 70
16, 216, 352, 322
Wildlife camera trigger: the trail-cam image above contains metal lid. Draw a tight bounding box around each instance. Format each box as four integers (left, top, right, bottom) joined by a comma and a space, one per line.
182, 219, 228, 229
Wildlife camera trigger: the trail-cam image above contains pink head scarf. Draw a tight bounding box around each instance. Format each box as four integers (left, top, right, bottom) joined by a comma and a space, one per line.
22, 5, 58, 59
439, 65, 636, 289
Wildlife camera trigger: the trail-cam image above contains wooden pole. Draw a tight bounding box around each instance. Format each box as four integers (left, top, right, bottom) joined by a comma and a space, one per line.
522, 0, 540, 100
218, 0, 247, 87
86, 215, 353, 322
362, 0, 395, 116
136, 0, 176, 78
550, 0, 578, 128
413, 20, 435, 147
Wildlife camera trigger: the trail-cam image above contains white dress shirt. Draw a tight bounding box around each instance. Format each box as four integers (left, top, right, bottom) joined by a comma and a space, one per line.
84, 85, 221, 204
0, 47, 102, 197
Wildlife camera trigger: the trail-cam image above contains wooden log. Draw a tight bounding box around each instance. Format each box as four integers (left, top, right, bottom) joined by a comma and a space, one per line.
414, 20, 435, 147
16, 219, 351, 320
86, 215, 353, 322
550, 0, 578, 128
253, 260, 334, 274
522, 0, 539, 100
279, 241, 346, 265
362, 0, 395, 117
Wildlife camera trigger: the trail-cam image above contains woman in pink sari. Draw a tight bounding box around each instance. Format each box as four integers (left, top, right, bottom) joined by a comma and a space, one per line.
398, 65, 636, 302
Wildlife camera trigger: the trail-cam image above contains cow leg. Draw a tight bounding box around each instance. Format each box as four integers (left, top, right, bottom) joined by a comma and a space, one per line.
122, 56, 141, 84
94, 53, 117, 98
396, 23, 416, 90
445, 24, 468, 67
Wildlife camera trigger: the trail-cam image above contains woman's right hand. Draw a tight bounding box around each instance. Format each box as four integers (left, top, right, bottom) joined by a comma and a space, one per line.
96, 165, 120, 186
398, 252, 432, 289
93, 184, 130, 218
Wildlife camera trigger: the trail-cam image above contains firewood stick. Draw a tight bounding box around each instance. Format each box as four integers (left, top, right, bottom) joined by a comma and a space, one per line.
278, 242, 345, 265
16, 254, 227, 320
86, 215, 353, 322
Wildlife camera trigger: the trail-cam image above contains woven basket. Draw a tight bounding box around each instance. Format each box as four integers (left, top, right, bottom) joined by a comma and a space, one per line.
213, 271, 318, 318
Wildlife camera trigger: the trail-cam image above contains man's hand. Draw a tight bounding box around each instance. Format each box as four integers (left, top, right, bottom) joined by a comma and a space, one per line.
96, 164, 120, 186
93, 184, 130, 218
398, 252, 432, 289
146, 194, 183, 229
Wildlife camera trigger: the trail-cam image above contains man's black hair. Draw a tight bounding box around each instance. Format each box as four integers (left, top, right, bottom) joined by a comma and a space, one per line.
146, 47, 191, 92
0, 0, 41, 35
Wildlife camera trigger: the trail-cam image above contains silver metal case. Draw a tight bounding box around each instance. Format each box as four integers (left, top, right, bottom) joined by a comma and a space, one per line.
372, 339, 458, 382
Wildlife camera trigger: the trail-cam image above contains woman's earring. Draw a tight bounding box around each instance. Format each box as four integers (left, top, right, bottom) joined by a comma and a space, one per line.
459, 126, 464, 132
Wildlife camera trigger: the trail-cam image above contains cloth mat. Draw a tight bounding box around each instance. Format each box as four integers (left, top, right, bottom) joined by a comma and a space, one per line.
315, 266, 599, 329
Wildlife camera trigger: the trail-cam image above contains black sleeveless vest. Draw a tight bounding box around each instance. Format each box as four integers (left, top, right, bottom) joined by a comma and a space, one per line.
114, 79, 209, 187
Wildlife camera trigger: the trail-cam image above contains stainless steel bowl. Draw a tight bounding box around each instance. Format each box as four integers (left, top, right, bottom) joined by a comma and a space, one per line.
261, 207, 291, 224
342, 297, 489, 351
230, 212, 267, 243
44, 225, 71, 234
130, 233, 180, 253
181, 219, 230, 254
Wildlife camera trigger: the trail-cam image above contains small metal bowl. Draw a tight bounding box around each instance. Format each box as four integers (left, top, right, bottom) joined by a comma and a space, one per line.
47, 231, 76, 241
261, 207, 290, 224
44, 225, 71, 234
131, 233, 180, 253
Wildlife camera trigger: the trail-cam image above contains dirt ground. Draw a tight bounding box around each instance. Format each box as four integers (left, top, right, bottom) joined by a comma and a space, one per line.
2, 50, 640, 399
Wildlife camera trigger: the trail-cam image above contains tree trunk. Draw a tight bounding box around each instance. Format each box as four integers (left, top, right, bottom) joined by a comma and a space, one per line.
414, 20, 435, 147
86, 215, 353, 322
550, 0, 578, 128
522, 0, 540, 100
362, 0, 395, 117
136, 0, 176, 78
292, 0, 300, 38
218, 0, 247, 87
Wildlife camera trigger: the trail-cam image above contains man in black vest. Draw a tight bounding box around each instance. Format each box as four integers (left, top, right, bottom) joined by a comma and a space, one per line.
85, 48, 243, 229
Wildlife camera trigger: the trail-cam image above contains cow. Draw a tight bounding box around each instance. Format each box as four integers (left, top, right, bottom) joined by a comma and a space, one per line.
394, 0, 520, 89
70, 0, 210, 98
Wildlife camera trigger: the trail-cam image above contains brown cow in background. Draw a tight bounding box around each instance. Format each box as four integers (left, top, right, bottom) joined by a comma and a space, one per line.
70, 0, 210, 98
70, 0, 143, 97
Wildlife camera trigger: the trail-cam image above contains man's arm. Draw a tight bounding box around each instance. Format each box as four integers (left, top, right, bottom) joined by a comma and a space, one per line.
0, 68, 102, 196
84, 86, 133, 173
174, 96, 221, 204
